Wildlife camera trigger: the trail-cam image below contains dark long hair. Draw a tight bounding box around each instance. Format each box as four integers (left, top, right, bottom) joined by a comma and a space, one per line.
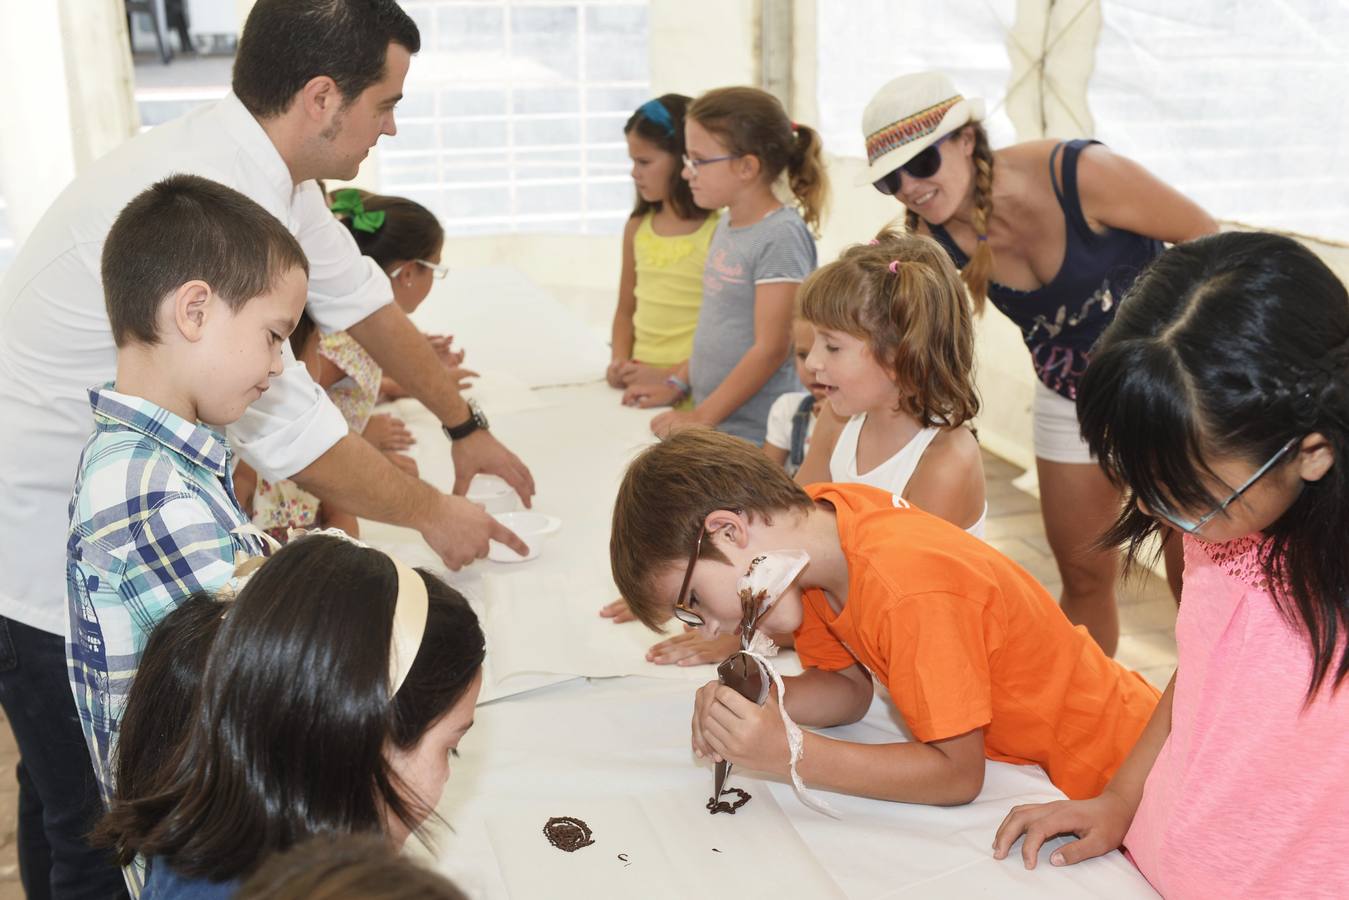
335, 192, 445, 274
112, 594, 228, 805
97, 535, 485, 881
1078, 231, 1349, 696
625, 94, 702, 222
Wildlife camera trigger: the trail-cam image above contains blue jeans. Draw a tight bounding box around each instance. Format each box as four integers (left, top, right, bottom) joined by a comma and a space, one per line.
0, 616, 128, 899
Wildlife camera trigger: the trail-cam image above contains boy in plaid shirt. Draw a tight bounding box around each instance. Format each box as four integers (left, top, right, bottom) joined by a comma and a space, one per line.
65, 174, 308, 804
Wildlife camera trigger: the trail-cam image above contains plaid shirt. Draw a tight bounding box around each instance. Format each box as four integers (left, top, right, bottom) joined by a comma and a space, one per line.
66, 385, 264, 806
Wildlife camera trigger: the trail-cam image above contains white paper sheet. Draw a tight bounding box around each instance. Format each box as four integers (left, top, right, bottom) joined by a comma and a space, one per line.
410, 267, 611, 389
480, 785, 844, 900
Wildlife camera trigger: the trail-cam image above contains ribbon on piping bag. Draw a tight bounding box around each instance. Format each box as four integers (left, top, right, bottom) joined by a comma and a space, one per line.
734, 550, 838, 818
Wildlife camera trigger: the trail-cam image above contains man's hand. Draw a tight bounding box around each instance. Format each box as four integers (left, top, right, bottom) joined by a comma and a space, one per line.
414, 492, 529, 571
450, 429, 536, 508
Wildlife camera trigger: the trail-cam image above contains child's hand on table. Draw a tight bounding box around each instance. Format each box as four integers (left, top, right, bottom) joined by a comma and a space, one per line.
384, 451, 418, 478
607, 358, 636, 388
647, 627, 739, 666
650, 409, 703, 438
692, 682, 790, 773
991, 791, 1134, 869
427, 333, 465, 367
622, 380, 682, 409
446, 366, 478, 392
364, 413, 415, 451
599, 597, 637, 623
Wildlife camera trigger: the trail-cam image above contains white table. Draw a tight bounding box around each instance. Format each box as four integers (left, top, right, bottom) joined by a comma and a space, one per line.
359, 268, 1158, 899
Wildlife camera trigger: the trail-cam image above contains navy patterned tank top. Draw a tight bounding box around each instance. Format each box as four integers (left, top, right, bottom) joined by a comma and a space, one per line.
929, 139, 1163, 400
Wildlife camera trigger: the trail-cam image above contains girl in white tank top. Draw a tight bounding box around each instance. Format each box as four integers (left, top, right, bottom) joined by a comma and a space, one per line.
796, 229, 987, 537
829, 415, 987, 537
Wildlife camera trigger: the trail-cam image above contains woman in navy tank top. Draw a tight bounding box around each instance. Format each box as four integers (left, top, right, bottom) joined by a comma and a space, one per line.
860, 72, 1216, 656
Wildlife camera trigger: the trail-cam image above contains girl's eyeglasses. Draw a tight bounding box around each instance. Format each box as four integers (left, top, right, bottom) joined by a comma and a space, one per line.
389, 259, 449, 280
872, 133, 952, 196
682, 153, 740, 177
1150, 437, 1301, 534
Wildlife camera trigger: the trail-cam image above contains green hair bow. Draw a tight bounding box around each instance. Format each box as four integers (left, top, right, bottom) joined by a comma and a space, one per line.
330, 188, 386, 234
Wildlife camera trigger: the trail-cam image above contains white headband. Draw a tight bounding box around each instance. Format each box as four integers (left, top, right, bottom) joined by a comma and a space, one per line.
386, 555, 430, 696
224, 527, 429, 697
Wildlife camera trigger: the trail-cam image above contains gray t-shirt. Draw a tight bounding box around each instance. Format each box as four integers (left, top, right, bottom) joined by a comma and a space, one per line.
689, 206, 817, 444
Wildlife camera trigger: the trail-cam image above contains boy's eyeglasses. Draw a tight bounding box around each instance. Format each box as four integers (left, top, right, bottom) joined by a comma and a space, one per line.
1150, 437, 1301, 534
672, 526, 706, 628
872, 133, 952, 196
682, 153, 740, 177
389, 259, 449, 280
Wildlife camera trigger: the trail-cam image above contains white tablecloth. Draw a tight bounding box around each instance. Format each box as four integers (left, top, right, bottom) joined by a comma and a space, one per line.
358, 268, 1158, 899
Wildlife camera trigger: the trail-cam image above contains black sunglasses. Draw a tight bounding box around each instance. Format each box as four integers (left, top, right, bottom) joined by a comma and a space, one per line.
872, 133, 952, 196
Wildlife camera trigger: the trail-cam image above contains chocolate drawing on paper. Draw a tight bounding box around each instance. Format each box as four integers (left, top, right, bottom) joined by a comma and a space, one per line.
542, 816, 595, 852
706, 787, 752, 815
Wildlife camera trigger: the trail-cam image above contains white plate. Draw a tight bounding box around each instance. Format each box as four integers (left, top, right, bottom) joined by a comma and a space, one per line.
468, 474, 521, 514
488, 512, 562, 562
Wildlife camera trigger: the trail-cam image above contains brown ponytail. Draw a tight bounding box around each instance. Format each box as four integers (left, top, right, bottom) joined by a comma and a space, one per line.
688, 87, 831, 235
963, 124, 996, 313
786, 123, 829, 235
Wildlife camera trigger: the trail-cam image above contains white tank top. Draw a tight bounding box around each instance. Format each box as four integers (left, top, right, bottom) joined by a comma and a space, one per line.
829, 413, 988, 538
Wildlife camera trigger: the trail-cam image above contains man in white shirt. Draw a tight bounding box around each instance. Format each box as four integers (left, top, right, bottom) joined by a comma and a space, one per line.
0, 2, 534, 896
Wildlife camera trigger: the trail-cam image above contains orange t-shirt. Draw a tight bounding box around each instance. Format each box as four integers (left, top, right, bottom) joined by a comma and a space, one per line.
795, 483, 1160, 800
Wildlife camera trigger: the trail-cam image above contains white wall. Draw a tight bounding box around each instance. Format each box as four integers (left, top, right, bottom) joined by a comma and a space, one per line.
0, 0, 137, 241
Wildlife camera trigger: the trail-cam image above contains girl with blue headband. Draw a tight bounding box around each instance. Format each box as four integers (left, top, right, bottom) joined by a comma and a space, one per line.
606, 94, 717, 394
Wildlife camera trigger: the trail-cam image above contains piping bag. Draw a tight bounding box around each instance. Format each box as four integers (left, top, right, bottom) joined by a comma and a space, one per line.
711, 551, 837, 817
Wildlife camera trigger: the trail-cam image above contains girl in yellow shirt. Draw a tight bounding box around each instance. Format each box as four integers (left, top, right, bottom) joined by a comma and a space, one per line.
607, 94, 717, 392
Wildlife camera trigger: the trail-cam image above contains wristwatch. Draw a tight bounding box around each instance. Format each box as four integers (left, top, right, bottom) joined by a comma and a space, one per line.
442, 399, 489, 441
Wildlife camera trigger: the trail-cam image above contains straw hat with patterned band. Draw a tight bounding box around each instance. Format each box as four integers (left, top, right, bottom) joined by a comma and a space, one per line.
858, 72, 985, 185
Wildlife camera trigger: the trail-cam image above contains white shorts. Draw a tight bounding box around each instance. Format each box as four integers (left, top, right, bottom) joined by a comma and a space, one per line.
1032, 379, 1095, 465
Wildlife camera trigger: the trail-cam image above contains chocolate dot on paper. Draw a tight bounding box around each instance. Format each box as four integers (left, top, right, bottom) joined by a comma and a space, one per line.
705, 787, 752, 815
543, 816, 595, 852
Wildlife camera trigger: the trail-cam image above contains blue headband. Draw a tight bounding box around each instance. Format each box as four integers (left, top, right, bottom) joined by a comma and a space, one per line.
637, 99, 675, 136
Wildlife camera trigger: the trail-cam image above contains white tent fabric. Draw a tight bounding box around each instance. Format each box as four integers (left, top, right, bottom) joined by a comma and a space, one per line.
816, 0, 1349, 245
1091, 0, 1349, 241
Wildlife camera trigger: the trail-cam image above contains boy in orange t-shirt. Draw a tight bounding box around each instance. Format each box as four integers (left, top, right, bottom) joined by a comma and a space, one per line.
611, 428, 1159, 804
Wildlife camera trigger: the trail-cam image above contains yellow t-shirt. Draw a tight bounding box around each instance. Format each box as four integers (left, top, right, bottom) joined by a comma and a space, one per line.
631, 210, 719, 367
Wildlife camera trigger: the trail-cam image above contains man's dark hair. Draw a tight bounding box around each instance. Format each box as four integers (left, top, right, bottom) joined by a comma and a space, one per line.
102, 174, 309, 348
232, 0, 421, 118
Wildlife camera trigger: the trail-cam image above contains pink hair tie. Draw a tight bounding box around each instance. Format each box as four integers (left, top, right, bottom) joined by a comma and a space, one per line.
867, 239, 880, 246
888, 260, 901, 274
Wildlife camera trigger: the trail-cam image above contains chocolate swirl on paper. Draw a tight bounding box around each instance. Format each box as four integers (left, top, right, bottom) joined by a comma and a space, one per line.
706, 787, 752, 815
543, 816, 596, 852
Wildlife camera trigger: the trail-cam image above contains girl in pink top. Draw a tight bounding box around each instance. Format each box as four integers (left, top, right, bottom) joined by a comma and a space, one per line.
991, 231, 1349, 897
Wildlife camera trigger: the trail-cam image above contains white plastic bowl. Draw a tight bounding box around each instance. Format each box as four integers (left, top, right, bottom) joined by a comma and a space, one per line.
467, 474, 521, 514
488, 511, 562, 563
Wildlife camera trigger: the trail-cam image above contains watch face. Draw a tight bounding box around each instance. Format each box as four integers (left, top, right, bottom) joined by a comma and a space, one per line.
470, 401, 489, 430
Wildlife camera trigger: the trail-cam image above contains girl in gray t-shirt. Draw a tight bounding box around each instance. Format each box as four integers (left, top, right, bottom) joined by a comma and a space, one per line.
624, 87, 827, 445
